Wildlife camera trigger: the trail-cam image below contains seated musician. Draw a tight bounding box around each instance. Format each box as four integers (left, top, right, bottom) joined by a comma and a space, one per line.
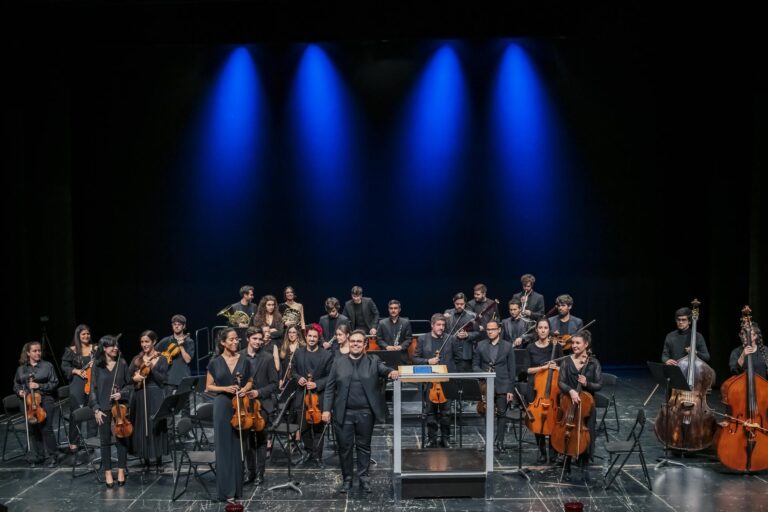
526, 318, 563, 462
548, 294, 584, 338
444, 292, 479, 372
413, 314, 456, 448
503, 298, 535, 347
241, 328, 278, 485
729, 322, 767, 377
663, 307, 710, 365
557, 330, 602, 481
472, 320, 516, 453
376, 299, 414, 362
294, 325, 334, 468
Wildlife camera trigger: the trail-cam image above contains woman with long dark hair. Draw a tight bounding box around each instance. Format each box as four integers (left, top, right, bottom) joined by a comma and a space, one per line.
62, 324, 97, 452
251, 295, 283, 341
90, 334, 132, 487
128, 330, 169, 473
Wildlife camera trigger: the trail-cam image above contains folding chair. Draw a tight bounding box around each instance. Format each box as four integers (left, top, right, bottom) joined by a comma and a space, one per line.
596, 373, 619, 440
55, 385, 72, 447
603, 408, 652, 491
188, 402, 213, 449
1, 395, 27, 461
171, 418, 216, 501
70, 406, 107, 481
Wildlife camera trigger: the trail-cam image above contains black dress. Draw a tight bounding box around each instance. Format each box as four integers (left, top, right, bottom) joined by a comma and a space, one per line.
207, 354, 252, 501
128, 356, 169, 462
62, 347, 97, 443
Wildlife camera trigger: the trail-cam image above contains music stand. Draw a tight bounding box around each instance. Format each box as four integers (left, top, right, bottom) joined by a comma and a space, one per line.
152, 390, 192, 470
443, 379, 481, 448
268, 379, 302, 495
647, 362, 690, 469
175, 376, 199, 415
501, 385, 532, 480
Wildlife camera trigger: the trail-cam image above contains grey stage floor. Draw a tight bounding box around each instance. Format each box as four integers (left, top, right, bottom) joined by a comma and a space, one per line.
2, 368, 768, 511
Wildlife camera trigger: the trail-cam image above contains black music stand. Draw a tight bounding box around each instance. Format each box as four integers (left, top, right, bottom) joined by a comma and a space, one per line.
444, 379, 481, 448
647, 362, 690, 469
502, 385, 532, 480
152, 390, 192, 470
268, 379, 302, 495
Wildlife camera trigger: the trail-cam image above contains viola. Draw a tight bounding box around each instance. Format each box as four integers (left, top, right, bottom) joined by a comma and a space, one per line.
136, 354, 160, 389
251, 398, 266, 432
550, 352, 594, 457
654, 299, 718, 452
161, 341, 182, 364
428, 349, 448, 404
24, 374, 46, 425
715, 306, 768, 472
553, 320, 596, 352
304, 374, 322, 425
230, 372, 254, 431
83, 360, 94, 395
366, 335, 380, 352
525, 338, 561, 436
111, 385, 133, 439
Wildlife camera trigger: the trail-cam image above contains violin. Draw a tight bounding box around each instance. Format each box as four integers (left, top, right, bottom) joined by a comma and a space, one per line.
550, 351, 594, 457
715, 305, 768, 472
111, 385, 133, 439
304, 373, 322, 424
654, 299, 717, 452
251, 398, 266, 432
230, 372, 254, 431
24, 373, 46, 425
366, 335, 380, 352
83, 359, 94, 395
553, 320, 596, 352
161, 341, 182, 364
136, 354, 160, 389
428, 350, 448, 404
461, 299, 500, 333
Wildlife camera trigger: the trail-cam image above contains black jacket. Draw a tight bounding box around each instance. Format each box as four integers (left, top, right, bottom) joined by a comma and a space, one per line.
376, 317, 414, 350
502, 317, 534, 346
318, 314, 351, 342
241, 349, 279, 414
413, 333, 456, 372
512, 291, 546, 319
323, 354, 393, 425
473, 339, 517, 394
444, 308, 479, 360
294, 346, 334, 409
342, 297, 380, 332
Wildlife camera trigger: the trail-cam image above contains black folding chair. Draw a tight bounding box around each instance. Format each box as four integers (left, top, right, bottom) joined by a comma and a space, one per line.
189, 402, 214, 449
70, 406, 106, 481
596, 372, 620, 440
171, 417, 216, 501
55, 385, 72, 448
603, 408, 652, 491
1, 395, 27, 461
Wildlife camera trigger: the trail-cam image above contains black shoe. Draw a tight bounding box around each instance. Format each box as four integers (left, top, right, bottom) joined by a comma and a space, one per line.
338, 480, 353, 493
255, 472, 264, 485
105, 481, 114, 489
439, 438, 449, 448
425, 439, 438, 448
360, 480, 372, 493
246, 473, 256, 484
118, 478, 126, 487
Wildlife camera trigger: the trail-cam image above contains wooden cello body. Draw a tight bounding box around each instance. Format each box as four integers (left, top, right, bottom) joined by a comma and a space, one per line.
550, 353, 594, 458
715, 307, 768, 472
526, 340, 560, 435
654, 299, 718, 452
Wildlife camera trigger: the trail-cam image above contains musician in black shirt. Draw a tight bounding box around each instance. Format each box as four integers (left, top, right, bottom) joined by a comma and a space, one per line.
444, 293, 479, 372
729, 322, 767, 377
467, 284, 500, 336
502, 298, 534, 347
376, 300, 414, 359
512, 274, 546, 320
662, 307, 710, 365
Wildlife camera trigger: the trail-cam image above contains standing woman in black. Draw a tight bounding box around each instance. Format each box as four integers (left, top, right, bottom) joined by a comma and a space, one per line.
14, 341, 59, 467
206, 328, 253, 503
62, 324, 97, 453
128, 330, 169, 473
557, 330, 602, 480
90, 334, 132, 487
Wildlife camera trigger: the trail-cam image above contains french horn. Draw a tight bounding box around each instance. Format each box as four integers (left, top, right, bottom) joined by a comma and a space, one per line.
217, 304, 251, 327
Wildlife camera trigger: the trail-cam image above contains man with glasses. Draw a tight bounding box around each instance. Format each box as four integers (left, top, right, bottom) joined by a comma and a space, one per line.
662, 307, 710, 365
322, 330, 399, 493
473, 320, 516, 453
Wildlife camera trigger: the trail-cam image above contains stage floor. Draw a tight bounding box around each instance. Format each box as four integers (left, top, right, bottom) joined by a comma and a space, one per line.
2, 368, 768, 511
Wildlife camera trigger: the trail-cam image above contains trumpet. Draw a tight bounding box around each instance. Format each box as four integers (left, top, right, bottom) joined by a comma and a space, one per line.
217, 304, 251, 327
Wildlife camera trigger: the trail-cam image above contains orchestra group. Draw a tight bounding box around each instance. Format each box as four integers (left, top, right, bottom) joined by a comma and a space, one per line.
11, 275, 768, 503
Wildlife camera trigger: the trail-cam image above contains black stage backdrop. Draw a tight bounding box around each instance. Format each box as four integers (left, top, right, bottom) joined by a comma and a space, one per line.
7, 4, 766, 387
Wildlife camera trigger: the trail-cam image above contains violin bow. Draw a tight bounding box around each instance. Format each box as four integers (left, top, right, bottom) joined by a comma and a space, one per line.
234, 372, 244, 462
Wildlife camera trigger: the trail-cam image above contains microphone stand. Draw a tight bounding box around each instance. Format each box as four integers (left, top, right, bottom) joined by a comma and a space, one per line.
268, 384, 302, 495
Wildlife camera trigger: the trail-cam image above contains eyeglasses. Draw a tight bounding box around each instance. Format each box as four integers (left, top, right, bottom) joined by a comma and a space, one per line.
486, 327, 499, 331
349, 339, 366, 344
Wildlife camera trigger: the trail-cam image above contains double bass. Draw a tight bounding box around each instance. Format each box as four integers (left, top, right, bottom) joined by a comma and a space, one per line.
654, 299, 717, 451
550, 351, 594, 458
715, 306, 768, 472
525, 338, 561, 436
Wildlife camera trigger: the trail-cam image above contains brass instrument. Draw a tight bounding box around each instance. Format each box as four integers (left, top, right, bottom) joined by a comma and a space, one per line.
281, 306, 301, 327
217, 304, 251, 327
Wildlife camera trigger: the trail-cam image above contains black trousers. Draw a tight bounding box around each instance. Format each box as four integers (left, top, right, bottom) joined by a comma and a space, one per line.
27, 395, 57, 460
245, 427, 269, 476
494, 393, 510, 446
335, 408, 374, 483
425, 394, 451, 440
97, 411, 129, 470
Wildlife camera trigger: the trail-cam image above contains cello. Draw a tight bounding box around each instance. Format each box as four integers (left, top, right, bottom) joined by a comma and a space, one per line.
715, 306, 768, 472
550, 351, 594, 459
654, 298, 718, 451
525, 337, 561, 436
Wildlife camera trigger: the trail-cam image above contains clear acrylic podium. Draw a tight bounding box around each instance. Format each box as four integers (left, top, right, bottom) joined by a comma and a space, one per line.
393, 371, 496, 499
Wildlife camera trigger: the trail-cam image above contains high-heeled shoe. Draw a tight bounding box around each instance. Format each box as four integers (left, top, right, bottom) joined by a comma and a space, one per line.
105, 481, 114, 489
117, 479, 126, 487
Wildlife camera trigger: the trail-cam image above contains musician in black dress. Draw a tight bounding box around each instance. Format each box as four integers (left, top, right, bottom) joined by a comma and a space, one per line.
472, 320, 516, 453
156, 314, 194, 415
413, 314, 456, 447
62, 324, 97, 453
90, 335, 132, 487
729, 322, 767, 377
14, 341, 59, 467
206, 328, 253, 503
251, 295, 284, 342
512, 273, 546, 320
557, 330, 602, 480
295, 325, 334, 467
526, 318, 563, 462
322, 330, 399, 493
128, 330, 169, 473
376, 299, 414, 362
503, 299, 534, 347
444, 293, 479, 372
241, 327, 277, 485
662, 307, 710, 365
